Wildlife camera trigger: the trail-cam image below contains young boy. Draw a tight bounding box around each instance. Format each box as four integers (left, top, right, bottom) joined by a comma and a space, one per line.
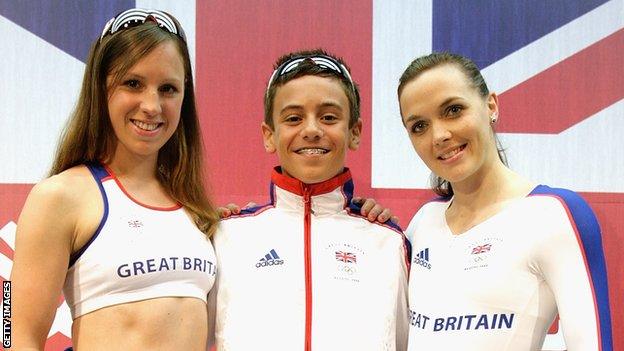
208, 49, 409, 350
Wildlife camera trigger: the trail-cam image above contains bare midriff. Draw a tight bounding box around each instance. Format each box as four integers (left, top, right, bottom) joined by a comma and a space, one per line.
71, 297, 207, 351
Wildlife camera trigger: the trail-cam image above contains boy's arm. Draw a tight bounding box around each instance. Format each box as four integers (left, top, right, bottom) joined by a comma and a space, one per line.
218, 198, 399, 224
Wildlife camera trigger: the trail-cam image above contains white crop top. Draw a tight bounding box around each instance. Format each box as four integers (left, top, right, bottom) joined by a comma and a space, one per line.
62, 163, 217, 319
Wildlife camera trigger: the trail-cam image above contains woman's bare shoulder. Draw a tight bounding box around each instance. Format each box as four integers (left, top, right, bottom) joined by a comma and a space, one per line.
26, 165, 99, 217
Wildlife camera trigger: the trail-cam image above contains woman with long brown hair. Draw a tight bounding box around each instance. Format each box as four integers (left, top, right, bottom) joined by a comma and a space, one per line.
11, 8, 219, 350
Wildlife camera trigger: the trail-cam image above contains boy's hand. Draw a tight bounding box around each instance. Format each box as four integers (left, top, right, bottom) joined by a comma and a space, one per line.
217, 202, 258, 218
351, 197, 399, 224
217, 204, 240, 218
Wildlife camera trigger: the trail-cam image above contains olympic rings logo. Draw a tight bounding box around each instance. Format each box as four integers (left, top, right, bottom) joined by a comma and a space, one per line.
337, 264, 357, 275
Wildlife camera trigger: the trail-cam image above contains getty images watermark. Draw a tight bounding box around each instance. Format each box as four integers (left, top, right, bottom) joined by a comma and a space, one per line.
2, 281, 10, 348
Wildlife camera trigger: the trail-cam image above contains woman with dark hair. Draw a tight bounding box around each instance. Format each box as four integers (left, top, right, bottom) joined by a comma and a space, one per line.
399, 52, 612, 350
11, 8, 219, 350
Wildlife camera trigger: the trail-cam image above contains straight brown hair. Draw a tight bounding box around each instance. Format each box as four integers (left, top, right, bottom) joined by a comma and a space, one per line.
50, 22, 219, 237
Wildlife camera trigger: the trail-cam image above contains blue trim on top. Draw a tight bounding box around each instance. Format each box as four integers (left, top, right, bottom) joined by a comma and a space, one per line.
236, 182, 276, 216
343, 180, 412, 263
68, 163, 110, 267
343, 178, 358, 211
403, 235, 412, 265
343, 180, 404, 233
530, 185, 613, 350
269, 181, 276, 206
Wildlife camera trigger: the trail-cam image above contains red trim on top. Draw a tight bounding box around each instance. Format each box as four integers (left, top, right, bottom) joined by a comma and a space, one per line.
303, 185, 313, 351
103, 165, 181, 212
271, 167, 351, 196
269, 166, 352, 349
531, 194, 603, 350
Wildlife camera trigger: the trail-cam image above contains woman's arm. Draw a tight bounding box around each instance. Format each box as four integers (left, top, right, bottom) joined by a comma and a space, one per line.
534, 190, 612, 351
10, 178, 77, 350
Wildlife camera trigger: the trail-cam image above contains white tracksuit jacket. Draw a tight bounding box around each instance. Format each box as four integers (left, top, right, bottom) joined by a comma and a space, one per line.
208, 168, 410, 351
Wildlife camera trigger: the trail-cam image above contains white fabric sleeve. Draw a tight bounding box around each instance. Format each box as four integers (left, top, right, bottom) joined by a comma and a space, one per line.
531, 193, 611, 351
395, 233, 410, 351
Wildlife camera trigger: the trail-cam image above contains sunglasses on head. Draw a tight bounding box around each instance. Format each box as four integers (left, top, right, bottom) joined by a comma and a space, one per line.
100, 8, 186, 43
266, 54, 355, 93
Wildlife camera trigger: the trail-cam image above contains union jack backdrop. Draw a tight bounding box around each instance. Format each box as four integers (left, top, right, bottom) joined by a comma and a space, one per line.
0, 1, 622, 350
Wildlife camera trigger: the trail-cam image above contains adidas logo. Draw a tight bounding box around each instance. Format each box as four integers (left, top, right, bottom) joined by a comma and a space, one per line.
255, 249, 284, 268
413, 248, 431, 270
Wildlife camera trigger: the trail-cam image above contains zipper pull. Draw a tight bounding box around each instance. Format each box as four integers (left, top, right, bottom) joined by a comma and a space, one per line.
303, 185, 313, 214
302, 184, 311, 203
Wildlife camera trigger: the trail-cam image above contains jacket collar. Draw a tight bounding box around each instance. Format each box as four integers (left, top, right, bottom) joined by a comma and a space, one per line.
270, 166, 352, 196
270, 167, 354, 216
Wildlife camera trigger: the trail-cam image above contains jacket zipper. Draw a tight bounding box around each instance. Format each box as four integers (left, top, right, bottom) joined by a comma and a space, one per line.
303, 185, 312, 351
